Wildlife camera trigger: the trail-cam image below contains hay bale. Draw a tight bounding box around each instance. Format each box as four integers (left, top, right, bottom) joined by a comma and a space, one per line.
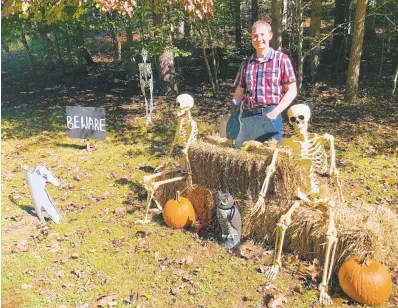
154, 141, 398, 268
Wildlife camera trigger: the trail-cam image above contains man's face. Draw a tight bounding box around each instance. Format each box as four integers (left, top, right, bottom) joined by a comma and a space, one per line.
251, 25, 273, 51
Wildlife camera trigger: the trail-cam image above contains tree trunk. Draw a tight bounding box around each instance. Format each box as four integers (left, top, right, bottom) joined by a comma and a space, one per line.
206, 20, 219, 95
52, 29, 65, 71
345, 0, 366, 101
38, 23, 55, 71
272, 0, 283, 50
153, 9, 178, 95
110, 30, 122, 62
125, 25, 137, 77
235, 0, 242, 50
309, 0, 322, 84
282, 0, 288, 30
252, 0, 258, 24
297, 0, 304, 90
20, 33, 34, 73
200, 31, 217, 97
331, 0, 346, 63
76, 25, 94, 72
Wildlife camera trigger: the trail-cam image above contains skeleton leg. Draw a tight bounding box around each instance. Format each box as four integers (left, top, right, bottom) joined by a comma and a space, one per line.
318, 200, 338, 305
265, 201, 301, 282
137, 174, 187, 224
183, 153, 193, 188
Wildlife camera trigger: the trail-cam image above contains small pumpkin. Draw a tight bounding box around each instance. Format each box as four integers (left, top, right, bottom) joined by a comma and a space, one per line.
338, 255, 392, 305
163, 191, 195, 229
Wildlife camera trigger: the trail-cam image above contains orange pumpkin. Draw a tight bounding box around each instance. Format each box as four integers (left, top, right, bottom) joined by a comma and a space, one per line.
163, 191, 195, 229
338, 256, 392, 305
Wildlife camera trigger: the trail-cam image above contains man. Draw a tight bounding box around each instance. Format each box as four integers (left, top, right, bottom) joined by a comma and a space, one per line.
232, 20, 297, 141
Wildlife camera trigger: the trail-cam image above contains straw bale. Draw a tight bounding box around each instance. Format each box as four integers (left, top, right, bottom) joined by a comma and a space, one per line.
153, 141, 398, 268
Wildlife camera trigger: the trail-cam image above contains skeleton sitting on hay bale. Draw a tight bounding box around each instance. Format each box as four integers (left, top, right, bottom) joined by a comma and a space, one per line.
144, 102, 398, 304
140, 94, 197, 224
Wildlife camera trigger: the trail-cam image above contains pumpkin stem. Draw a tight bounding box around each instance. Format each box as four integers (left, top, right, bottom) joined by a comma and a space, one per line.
360, 253, 370, 266
175, 191, 181, 202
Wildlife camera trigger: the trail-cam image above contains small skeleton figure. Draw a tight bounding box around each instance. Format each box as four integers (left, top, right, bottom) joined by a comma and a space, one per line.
216, 191, 242, 249
139, 94, 198, 224
254, 104, 344, 305
138, 48, 154, 126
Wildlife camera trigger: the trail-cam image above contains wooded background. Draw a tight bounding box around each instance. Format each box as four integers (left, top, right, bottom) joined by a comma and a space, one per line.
2, 0, 398, 101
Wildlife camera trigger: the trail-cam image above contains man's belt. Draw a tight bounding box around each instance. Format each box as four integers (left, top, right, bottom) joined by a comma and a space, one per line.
226, 103, 276, 148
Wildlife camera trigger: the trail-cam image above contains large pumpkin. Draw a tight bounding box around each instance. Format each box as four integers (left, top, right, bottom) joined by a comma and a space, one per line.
163, 191, 196, 229
338, 256, 392, 305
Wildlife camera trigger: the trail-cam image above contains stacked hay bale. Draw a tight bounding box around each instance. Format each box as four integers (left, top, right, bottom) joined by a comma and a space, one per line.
156, 141, 398, 268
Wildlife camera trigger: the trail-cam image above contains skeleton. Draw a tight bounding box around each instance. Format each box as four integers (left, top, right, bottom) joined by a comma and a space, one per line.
139, 94, 198, 224
254, 104, 344, 305
138, 48, 154, 126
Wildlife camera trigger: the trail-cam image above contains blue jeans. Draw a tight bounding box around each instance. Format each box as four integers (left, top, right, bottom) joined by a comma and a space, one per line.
241, 105, 282, 141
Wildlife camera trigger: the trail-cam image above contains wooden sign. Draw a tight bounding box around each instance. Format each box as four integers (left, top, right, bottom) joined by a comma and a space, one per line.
66, 106, 106, 140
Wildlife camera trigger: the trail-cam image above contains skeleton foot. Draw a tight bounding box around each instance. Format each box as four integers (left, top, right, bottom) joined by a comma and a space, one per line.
319, 285, 332, 305
264, 264, 280, 282
135, 218, 152, 225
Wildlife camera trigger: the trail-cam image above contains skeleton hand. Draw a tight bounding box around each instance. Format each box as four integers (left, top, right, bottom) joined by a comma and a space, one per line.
329, 165, 339, 177
319, 285, 332, 305
264, 264, 280, 282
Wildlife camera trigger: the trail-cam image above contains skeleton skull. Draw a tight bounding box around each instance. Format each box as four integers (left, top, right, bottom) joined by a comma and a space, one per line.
287, 104, 311, 135
176, 94, 194, 117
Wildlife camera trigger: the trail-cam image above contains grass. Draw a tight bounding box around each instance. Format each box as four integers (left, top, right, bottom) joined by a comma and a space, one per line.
2, 49, 397, 307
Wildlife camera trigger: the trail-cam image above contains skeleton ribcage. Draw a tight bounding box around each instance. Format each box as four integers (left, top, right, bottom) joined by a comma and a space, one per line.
306, 137, 328, 174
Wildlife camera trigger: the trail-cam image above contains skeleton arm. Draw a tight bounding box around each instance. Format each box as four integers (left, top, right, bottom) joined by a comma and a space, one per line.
323, 134, 338, 176
182, 119, 198, 155
254, 143, 280, 214
324, 133, 345, 203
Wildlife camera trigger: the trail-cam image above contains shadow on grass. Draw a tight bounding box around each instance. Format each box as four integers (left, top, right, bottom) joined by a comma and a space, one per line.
56, 143, 87, 150
115, 178, 147, 202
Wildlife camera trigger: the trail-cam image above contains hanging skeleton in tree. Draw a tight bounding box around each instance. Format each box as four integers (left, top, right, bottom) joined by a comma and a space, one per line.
138, 48, 154, 126
139, 94, 198, 224
254, 104, 344, 305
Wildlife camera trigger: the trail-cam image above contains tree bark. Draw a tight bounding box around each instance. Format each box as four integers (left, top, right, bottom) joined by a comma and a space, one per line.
206, 20, 219, 95
297, 0, 304, 90
309, 0, 322, 84
252, 0, 258, 24
272, 0, 283, 51
235, 0, 242, 50
345, 0, 366, 101
153, 7, 178, 95
331, 0, 346, 62
200, 29, 217, 97
125, 25, 137, 77
76, 25, 94, 72
20, 33, 34, 73
38, 22, 55, 71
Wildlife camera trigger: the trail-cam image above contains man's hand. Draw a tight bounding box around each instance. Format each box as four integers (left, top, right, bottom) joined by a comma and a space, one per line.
266, 112, 277, 120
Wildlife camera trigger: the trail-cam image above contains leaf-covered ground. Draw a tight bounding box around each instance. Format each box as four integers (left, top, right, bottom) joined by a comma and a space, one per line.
2, 45, 397, 307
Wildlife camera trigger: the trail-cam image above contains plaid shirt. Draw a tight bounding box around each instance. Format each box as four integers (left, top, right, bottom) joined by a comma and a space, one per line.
234, 48, 296, 109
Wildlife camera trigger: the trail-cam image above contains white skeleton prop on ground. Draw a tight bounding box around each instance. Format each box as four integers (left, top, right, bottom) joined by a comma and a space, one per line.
253, 104, 344, 305
22, 165, 61, 224
139, 94, 198, 224
138, 48, 154, 126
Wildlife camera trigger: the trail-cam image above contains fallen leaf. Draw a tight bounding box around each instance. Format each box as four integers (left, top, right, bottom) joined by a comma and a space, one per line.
21, 284, 33, 289
331, 297, 348, 305
55, 253, 71, 264
93, 294, 118, 307
23, 268, 35, 276
238, 242, 265, 260
114, 207, 127, 217
267, 293, 288, 308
